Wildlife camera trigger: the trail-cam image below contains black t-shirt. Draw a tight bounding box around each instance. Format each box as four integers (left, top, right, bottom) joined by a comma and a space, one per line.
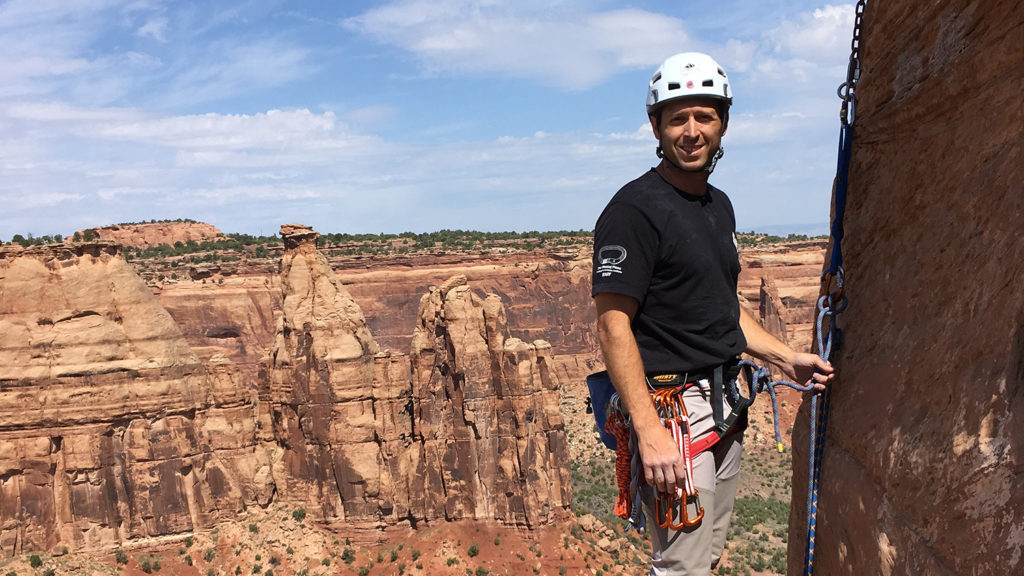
592, 168, 746, 373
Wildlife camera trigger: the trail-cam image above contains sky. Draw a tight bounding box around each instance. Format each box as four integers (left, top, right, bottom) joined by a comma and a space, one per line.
0, 0, 857, 239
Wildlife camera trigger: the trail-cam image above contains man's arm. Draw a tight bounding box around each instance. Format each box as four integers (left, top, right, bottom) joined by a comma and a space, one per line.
595, 292, 688, 494
739, 304, 834, 389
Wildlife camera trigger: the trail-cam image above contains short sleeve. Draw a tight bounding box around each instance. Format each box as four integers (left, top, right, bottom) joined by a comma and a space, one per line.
592, 200, 659, 303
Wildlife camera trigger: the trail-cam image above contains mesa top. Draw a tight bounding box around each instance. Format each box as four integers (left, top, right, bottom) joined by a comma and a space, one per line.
592, 168, 746, 373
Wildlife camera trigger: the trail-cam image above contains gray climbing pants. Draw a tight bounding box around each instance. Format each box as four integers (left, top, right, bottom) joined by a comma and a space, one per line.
641, 421, 744, 575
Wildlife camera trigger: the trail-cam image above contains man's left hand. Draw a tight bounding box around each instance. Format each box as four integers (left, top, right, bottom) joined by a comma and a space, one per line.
786, 353, 834, 391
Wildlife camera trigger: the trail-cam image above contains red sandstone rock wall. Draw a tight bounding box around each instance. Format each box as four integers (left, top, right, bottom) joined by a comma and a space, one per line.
0, 242, 223, 553
334, 249, 597, 357
788, 1, 1023, 574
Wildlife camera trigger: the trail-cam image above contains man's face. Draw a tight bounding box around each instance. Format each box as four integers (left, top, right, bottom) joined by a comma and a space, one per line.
650, 98, 726, 172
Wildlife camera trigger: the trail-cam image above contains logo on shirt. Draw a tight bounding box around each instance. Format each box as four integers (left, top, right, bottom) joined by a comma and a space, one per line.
596, 245, 627, 277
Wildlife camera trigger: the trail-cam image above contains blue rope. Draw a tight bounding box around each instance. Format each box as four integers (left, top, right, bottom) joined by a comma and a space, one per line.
735, 359, 815, 451
804, 16, 858, 567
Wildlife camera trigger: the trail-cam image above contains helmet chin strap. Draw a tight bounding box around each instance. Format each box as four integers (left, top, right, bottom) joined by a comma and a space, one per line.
656, 145, 725, 174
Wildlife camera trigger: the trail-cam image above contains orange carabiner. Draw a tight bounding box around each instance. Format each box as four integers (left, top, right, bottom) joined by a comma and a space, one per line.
682, 493, 704, 527
655, 491, 705, 530
654, 492, 674, 530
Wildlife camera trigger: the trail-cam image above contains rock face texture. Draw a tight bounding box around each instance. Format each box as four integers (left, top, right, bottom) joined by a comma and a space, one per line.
409, 275, 571, 526
0, 242, 219, 553
334, 249, 596, 358
788, 1, 1023, 575
264, 226, 571, 529
0, 228, 571, 557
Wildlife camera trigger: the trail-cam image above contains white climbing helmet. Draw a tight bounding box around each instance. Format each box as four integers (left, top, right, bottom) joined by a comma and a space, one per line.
646, 52, 733, 115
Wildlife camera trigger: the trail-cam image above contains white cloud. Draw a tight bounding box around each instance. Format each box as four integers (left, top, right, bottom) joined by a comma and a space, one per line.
344, 1, 688, 90
159, 40, 316, 107
95, 109, 341, 149
135, 15, 168, 41
766, 5, 855, 65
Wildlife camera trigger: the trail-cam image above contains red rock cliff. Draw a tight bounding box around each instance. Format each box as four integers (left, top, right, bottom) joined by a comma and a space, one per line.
788, 1, 1023, 574
0, 228, 572, 556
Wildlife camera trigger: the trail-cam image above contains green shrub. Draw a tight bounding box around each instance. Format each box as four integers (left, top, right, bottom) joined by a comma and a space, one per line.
248, 523, 258, 533
28, 556, 42, 568
115, 549, 128, 564
292, 508, 306, 522
205, 549, 216, 562
341, 548, 356, 564
468, 543, 479, 557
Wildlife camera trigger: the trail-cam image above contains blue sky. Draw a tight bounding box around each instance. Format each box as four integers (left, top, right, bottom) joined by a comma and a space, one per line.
0, 0, 856, 238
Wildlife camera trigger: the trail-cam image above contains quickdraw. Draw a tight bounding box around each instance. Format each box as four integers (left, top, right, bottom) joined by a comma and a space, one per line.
651, 387, 704, 530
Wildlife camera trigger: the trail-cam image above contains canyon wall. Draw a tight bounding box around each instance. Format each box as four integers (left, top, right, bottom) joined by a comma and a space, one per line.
0, 227, 571, 557
788, 1, 1023, 574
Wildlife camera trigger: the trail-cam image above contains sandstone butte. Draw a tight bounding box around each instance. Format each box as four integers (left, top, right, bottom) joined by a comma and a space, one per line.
74, 221, 226, 249
0, 226, 576, 557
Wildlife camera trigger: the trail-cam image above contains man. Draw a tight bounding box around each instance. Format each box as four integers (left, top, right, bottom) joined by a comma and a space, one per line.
592, 52, 834, 575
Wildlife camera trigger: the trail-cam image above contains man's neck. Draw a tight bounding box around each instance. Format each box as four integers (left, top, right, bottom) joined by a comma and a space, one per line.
656, 161, 709, 196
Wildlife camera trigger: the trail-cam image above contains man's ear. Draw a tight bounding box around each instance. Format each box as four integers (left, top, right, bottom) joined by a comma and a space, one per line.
649, 114, 661, 140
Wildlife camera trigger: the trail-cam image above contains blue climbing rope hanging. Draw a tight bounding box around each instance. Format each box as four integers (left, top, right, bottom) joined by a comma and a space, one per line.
804, 2, 865, 575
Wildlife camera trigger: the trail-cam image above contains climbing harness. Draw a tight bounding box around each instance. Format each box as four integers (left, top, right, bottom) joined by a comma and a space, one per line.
804, 2, 863, 574
593, 360, 814, 533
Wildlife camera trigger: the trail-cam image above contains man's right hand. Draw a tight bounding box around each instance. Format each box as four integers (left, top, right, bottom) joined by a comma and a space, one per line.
635, 419, 687, 494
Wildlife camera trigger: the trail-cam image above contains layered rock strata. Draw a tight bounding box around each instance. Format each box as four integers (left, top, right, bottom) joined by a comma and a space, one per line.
0, 242, 230, 554
0, 228, 571, 557
788, 1, 1023, 574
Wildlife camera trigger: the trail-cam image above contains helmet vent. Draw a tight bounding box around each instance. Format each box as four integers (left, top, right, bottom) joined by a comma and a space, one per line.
668, 82, 680, 91
717, 67, 725, 76
702, 79, 714, 87
652, 72, 662, 84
